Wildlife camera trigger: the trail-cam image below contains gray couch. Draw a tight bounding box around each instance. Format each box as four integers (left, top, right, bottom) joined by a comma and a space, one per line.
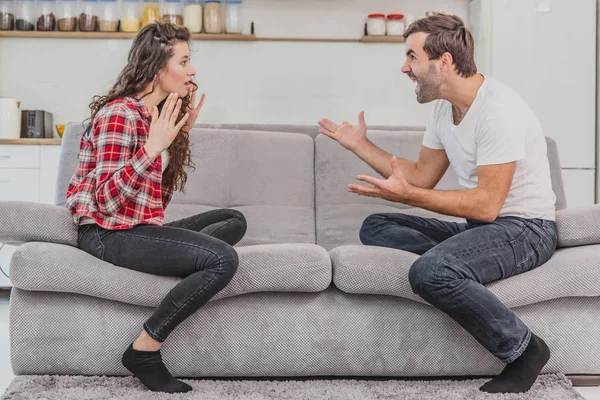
2, 122, 600, 381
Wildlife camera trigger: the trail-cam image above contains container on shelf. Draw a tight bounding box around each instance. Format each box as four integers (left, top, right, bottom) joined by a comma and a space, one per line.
224, 0, 241, 34
160, 0, 182, 25
386, 14, 405, 36
57, 0, 77, 30
36, 0, 56, 31
15, 0, 35, 29
141, 0, 158, 26
121, 0, 140, 32
79, 0, 98, 31
182, 0, 200, 33
366, 13, 385, 36
203, 0, 221, 33
0, 0, 15, 30
98, 0, 118, 31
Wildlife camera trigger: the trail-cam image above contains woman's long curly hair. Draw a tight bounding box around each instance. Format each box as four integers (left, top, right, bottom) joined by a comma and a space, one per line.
87, 22, 197, 193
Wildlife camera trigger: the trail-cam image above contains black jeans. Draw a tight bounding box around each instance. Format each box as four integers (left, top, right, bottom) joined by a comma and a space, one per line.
78, 209, 247, 342
360, 213, 558, 363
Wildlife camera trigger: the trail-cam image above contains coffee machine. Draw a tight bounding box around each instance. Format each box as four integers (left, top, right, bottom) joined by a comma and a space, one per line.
20, 110, 53, 138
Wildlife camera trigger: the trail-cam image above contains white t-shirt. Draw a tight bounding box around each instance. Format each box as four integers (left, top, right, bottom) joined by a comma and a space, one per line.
423, 75, 556, 221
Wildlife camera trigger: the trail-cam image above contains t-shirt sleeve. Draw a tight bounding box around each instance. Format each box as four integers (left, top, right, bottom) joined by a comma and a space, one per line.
476, 105, 526, 166
422, 103, 445, 150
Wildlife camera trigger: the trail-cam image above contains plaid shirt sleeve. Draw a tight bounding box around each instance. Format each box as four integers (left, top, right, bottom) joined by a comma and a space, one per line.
93, 106, 155, 216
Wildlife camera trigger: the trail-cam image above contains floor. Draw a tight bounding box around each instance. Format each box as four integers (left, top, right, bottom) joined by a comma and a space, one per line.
0, 288, 598, 399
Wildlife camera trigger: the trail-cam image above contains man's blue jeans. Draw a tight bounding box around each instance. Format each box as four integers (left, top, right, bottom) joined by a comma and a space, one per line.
360, 213, 557, 363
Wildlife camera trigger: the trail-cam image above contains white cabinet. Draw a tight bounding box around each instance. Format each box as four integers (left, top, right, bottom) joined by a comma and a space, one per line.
0, 143, 62, 287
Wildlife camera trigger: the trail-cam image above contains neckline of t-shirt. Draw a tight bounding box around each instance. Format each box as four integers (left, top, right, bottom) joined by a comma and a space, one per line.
450, 74, 487, 129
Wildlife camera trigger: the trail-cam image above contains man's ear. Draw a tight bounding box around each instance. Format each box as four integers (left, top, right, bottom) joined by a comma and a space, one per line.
439, 52, 454, 72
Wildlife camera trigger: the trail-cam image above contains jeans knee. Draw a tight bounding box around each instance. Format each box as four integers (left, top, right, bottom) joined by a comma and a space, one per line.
408, 255, 445, 296
359, 213, 386, 245
227, 209, 248, 243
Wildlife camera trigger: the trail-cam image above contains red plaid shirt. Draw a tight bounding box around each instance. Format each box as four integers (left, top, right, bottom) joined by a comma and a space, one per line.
66, 96, 173, 230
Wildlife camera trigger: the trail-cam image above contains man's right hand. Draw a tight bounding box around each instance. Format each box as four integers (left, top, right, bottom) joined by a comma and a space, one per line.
318, 111, 368, 152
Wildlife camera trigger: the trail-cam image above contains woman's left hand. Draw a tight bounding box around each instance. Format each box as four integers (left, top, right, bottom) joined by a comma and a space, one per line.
184, 91, 206, 131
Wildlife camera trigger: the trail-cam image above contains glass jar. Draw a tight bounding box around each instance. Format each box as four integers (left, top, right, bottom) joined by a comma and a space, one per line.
79, 0, 97, 31
120, 0, 139, 31
0, 0, 15, 30
98, 0, 118, 31
36, 0, 56, 31
15, 0, 34, 29
182, 0, 200, 33
386, 14, 405, 36
366, 13, 385, 36
141, 0, 158, 26
57, 0, 77, 31
160, 0, 181, 25
224, 0, 240, 34
203, 0, 220, 33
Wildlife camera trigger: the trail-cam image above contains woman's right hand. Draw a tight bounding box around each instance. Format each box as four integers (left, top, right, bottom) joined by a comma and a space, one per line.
144, 92, 190, 160
318, 111, 369, 152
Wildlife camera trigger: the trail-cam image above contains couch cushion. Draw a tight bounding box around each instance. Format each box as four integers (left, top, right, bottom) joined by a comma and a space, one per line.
166, 128, 316, 245
315, 132, 567, 250
196, 124, 425, 138
331, 244, 600, 308
10, 242, 331, 306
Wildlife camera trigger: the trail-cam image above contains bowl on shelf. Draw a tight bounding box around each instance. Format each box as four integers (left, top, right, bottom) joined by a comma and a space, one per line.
56, 124, 65, 137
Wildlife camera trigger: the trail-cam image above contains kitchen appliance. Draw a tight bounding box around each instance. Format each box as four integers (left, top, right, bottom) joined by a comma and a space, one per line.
0, 97, 21, 139
20, 110, 53, 138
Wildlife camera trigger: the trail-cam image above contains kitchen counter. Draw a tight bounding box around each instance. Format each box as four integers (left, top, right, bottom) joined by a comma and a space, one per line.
0, 139, 62, 145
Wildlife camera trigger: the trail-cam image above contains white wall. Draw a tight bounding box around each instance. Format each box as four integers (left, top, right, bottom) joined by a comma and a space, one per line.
0, 0, 469, 132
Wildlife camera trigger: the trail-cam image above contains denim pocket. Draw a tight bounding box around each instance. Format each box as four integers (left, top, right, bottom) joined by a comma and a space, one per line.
508, 220, 547, 274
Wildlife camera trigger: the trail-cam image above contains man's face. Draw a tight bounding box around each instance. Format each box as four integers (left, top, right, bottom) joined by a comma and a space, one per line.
401, 32, 442, 104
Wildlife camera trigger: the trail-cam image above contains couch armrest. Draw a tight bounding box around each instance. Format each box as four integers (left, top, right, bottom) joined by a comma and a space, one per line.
556, 204, 600, 248
0, 201, 78, 246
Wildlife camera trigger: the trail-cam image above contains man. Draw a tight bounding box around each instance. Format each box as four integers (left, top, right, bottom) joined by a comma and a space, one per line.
318, 14, 557, 394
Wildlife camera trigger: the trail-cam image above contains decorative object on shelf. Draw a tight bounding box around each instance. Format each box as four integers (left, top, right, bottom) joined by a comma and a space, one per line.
15, 0, 35, 29
386, 14, 405, 36
56, 124, 65, 137
160, 0, 183, 25
57, 0, 77, 31
224, 0, 241, 34
79, 0, 98, 31
142, 0, 159, 26
0, 0, 15, 30
366, 13, 386, 36
37, 0, 56, 31
183, 0, 201, 33
121, 0, 140, 32
203, 0, 221, 33
99, 0, 118, 31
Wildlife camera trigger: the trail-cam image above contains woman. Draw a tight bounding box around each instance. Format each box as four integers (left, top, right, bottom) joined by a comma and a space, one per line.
66, 22, 247, 393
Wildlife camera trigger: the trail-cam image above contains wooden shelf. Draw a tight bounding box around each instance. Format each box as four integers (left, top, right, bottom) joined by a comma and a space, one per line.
0, 138, 62, 145
0, 31, 256, 40
360, 35, 405, 43
0, 31, 404, 43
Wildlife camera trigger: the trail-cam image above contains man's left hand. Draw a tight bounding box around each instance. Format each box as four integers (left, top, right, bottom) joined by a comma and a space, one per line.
348, 156, 413, 202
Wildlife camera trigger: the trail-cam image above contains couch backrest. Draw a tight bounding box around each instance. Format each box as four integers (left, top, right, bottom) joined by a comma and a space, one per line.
56, 124, 566, 249
314, 131, 567, 250
56, 124, 316, 246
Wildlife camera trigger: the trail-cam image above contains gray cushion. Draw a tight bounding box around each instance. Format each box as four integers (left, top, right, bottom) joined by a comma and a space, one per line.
556, 205, 600, 247
168, 128, 316, 245
0, 201, 77, 246
10, 242, 331, 306
331, 244, 600, 307
55, 122, 87, 207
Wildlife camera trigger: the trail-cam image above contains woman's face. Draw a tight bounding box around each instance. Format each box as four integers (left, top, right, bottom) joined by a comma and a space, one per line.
157, 41, 197, 99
